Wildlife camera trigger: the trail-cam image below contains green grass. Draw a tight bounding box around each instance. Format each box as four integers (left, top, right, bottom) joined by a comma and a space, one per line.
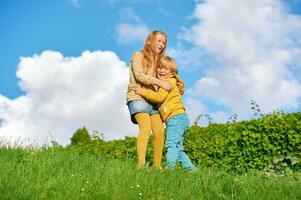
0, 147, 300, 200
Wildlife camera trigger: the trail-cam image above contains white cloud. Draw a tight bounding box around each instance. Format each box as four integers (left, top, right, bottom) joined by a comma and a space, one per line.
167, 46, 206, 71
119, 7, 141, 23
183, 97, 207, 126
68, 0, 80, 7
116, 23, 150, 44
103, 0, 148, 6
180, 0, 301, 116
210, 111, 230, 124
0, 50, 137, 146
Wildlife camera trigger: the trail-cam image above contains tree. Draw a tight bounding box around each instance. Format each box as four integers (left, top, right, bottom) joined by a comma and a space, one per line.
70, 127, 91, 145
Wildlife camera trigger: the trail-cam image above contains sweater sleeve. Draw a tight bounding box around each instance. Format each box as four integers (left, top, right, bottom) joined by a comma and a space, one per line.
140, 78, 176, 103
140, 87, 169, 103
131, 52, 165, 87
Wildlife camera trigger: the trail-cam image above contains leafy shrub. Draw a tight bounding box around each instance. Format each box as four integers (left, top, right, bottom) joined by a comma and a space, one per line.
65, 112, 301, 172
185, 111, 301, 172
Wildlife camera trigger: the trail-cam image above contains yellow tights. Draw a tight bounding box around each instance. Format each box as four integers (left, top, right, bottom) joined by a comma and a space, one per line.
135, 113, 165, 168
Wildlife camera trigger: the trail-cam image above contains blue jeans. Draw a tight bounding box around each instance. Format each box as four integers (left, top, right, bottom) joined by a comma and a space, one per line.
127, 100, 158, 124
165, 113, 197, 172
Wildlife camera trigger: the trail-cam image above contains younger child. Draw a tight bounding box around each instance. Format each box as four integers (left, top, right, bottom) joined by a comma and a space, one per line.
135, 56, 197, 172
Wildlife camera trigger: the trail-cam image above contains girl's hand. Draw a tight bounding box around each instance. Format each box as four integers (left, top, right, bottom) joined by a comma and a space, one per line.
177, 83, 185, 95
134, 86, 144, 95
161, 81, 172, 91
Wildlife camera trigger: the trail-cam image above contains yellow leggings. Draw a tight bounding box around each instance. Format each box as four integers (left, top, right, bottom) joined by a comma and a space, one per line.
135, 112, 165, 168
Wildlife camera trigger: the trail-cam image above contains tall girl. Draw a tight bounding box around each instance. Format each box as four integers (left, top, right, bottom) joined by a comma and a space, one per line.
126, 31, 172, 168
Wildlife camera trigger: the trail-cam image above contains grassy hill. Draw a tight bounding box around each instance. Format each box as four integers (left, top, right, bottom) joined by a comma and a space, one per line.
0, 147, 300, 200
1, 111, 301, 199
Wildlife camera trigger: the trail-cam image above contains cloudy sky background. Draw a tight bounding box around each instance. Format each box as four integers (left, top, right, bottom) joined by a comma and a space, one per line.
0, 0, 301, 145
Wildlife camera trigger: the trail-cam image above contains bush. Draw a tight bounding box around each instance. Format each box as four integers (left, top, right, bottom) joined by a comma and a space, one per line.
65, 112, 301, 172
185, 111, 301, 172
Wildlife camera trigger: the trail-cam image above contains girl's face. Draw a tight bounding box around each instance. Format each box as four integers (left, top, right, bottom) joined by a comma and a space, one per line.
157, 65, 172, 80
153, 33, 166, 55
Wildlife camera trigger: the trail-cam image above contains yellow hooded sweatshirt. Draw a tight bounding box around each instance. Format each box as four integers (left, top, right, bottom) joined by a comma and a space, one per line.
140, 74, 185, 122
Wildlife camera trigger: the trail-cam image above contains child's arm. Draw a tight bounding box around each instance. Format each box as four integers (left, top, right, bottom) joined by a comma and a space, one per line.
136, 87, 169, 103
132, 52, 171, 91
135, 78, 176, 103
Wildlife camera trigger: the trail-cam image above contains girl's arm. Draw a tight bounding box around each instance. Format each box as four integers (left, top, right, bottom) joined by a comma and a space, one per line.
177, 83, 185, 95
132, 52, 171, 90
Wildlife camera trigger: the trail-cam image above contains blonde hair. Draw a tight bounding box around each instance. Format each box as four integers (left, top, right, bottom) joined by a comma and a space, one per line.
158, 56, 178, 74
141, 31, 167, 73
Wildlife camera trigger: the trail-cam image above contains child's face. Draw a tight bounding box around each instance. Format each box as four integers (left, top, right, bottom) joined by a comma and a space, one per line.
154, 34, 167, 55
157, 65, 172, 80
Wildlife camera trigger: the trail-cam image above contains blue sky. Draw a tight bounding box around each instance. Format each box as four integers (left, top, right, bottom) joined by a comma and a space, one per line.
0, 0, 197, 98
0, 0, 301, 145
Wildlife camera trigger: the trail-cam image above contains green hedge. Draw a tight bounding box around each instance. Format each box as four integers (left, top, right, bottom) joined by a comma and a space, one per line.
185, 111, 301, 172
64, 111, 301, 172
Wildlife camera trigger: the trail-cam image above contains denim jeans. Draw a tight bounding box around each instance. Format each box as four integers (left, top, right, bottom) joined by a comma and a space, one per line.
127, 100, 158, 124
165, 113, 197, 172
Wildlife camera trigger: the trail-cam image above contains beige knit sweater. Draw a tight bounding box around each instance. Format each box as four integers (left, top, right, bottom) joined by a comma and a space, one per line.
126, 51, 165, 103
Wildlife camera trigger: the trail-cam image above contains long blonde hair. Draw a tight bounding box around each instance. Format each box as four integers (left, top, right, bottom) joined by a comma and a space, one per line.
141, 31, 167, 73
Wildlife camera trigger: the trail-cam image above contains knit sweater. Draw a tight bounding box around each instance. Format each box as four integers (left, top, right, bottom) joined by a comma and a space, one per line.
139, 74, 185, 122
126, 51, 165, 103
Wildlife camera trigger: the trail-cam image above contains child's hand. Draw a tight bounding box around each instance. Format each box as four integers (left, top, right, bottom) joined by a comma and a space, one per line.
177, 83, 185, 95
134, 86, 144, 95
161, 81, 172, 91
